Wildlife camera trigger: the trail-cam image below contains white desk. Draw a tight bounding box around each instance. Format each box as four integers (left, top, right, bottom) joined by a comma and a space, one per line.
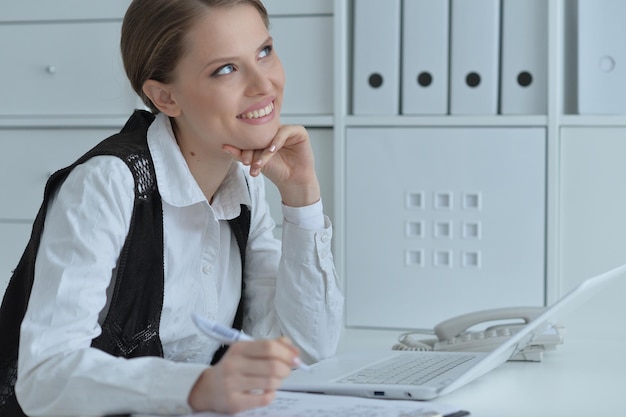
338, 331, 624, 417
442, 339, 623, 416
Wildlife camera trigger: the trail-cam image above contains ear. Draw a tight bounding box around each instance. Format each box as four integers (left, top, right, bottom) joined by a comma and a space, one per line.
142, 80, 181, 117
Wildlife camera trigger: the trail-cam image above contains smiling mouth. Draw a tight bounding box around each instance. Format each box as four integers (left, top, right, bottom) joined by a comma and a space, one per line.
237, 101, 275, 120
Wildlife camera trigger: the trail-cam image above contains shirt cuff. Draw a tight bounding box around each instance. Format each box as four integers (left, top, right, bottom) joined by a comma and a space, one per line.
282, 199, 325, 230
145, 361, 207, 415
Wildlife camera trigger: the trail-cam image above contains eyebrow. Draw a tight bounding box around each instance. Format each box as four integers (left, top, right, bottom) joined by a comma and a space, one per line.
203, 36, 274, 70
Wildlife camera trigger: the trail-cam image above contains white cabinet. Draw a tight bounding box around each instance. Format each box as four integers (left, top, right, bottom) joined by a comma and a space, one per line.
331, 0, 626, 334
0, 2, 132, 295
0, 22, 135, 117
0, 128, 113, 292
4, 0, 625, 340
262, 0, 332, 15
0, 129, 116, 220
0, 1, 335, 296
559, 127, 626, 339
272, 16, 334, 116
0, 1, 129, 21
345, 127, 545, 328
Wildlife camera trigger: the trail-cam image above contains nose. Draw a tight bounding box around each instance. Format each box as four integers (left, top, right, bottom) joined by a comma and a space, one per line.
245, 66, 273, 96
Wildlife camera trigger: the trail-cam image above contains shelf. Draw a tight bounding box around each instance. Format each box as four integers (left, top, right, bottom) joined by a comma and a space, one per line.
0, 116, 130, 129
345, 115, 548, 128
559, 115, 626, 127
0, 115, 335, 130
280, 115, 334, 128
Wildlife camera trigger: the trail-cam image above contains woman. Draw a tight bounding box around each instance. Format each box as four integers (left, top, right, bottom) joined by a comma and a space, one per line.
6, 0, 343, 415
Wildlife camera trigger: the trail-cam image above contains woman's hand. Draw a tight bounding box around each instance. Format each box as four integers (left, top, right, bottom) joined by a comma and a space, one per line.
222, 125, 321, 207
188, 337, 300, 414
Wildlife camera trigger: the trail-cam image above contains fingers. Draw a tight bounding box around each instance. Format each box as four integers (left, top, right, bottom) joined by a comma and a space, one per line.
222, 125, 310, 177
232, 390, 276, 414
227, 337, 300, 372
240, 149, 256, 166
222, 145, 275, 177
189, 338, 301, 414
245, 138, 282, 176
190, 369, 276, 415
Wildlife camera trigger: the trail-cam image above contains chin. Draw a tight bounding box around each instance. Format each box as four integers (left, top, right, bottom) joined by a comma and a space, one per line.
236, 111, 281, 148
256, 123, 281, 147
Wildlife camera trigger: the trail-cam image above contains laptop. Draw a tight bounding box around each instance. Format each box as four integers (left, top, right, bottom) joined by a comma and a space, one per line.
280, 263, 626, 400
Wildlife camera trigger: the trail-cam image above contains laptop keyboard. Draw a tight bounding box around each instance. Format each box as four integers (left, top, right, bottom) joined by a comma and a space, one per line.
337, 353, 475, 385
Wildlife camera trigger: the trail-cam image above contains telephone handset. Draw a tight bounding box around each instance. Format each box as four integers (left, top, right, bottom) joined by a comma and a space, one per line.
392, 307, 565, 362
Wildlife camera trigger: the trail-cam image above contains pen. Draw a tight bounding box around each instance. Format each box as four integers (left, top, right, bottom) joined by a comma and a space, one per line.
414, 412, 442, 417
192, 313, 311, 371
442, 411, 470, 417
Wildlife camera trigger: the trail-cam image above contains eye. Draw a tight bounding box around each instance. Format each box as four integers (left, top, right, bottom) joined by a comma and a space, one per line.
259, 45, 273, 59
213, 63, 235, 76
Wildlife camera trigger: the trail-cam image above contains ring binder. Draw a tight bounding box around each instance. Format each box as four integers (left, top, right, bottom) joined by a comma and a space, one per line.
449, 0, 500, 115
352, 0, 401, 115
401, 0, 449, 115
500, 0, 548, 115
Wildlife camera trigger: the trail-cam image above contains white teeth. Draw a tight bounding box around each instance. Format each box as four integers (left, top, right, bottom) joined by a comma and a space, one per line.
240, 102, 274, 119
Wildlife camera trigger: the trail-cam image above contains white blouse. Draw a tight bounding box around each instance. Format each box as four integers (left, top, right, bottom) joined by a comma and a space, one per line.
16, 113, 344, 416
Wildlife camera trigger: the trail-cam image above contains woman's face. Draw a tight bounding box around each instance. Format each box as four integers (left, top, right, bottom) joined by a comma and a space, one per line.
166, 4, 284, 153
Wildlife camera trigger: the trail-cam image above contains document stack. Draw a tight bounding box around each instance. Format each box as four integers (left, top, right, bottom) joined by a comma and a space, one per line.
351, 0, 548, 116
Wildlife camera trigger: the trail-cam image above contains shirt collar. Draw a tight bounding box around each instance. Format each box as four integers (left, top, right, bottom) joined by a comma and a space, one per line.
147, 113, 251, 220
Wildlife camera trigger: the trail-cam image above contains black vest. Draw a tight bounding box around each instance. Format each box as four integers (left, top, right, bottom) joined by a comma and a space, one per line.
0, 110, 250, 416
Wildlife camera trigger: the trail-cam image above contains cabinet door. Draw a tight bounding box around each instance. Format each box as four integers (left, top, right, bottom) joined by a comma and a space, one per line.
270, 16, 333, 116
0, 21, 136, 117
0, 1, 130, 21
345, 127, 546, 328
560, 127, 626, 339
263, 0, 333, 15
0, 128, 118, 221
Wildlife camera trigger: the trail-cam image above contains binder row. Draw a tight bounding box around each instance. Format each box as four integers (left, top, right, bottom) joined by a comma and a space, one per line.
352, 0, 548, 116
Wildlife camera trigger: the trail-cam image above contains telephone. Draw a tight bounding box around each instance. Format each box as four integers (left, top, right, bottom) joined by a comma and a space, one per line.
392, 307, 566, 362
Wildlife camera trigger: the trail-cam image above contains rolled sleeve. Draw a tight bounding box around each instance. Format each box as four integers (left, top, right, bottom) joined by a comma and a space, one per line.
243, 178, 344, 364
277, 217, 343, 360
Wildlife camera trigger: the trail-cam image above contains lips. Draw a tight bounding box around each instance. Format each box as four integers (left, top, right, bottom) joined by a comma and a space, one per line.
237, 101, 275, 119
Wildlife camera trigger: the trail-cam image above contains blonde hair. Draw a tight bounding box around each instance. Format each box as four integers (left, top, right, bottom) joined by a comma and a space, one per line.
121, 0, 269, 113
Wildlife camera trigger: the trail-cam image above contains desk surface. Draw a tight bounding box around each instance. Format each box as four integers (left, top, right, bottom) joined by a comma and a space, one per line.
338, 330, 624, 417
442, 339, 623, 417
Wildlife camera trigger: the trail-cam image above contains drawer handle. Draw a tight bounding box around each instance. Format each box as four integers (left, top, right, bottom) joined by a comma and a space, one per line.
45, 65, 57, 74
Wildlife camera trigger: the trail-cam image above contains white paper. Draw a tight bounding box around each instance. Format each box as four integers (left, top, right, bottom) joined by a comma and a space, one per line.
134, 391, 462, 417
